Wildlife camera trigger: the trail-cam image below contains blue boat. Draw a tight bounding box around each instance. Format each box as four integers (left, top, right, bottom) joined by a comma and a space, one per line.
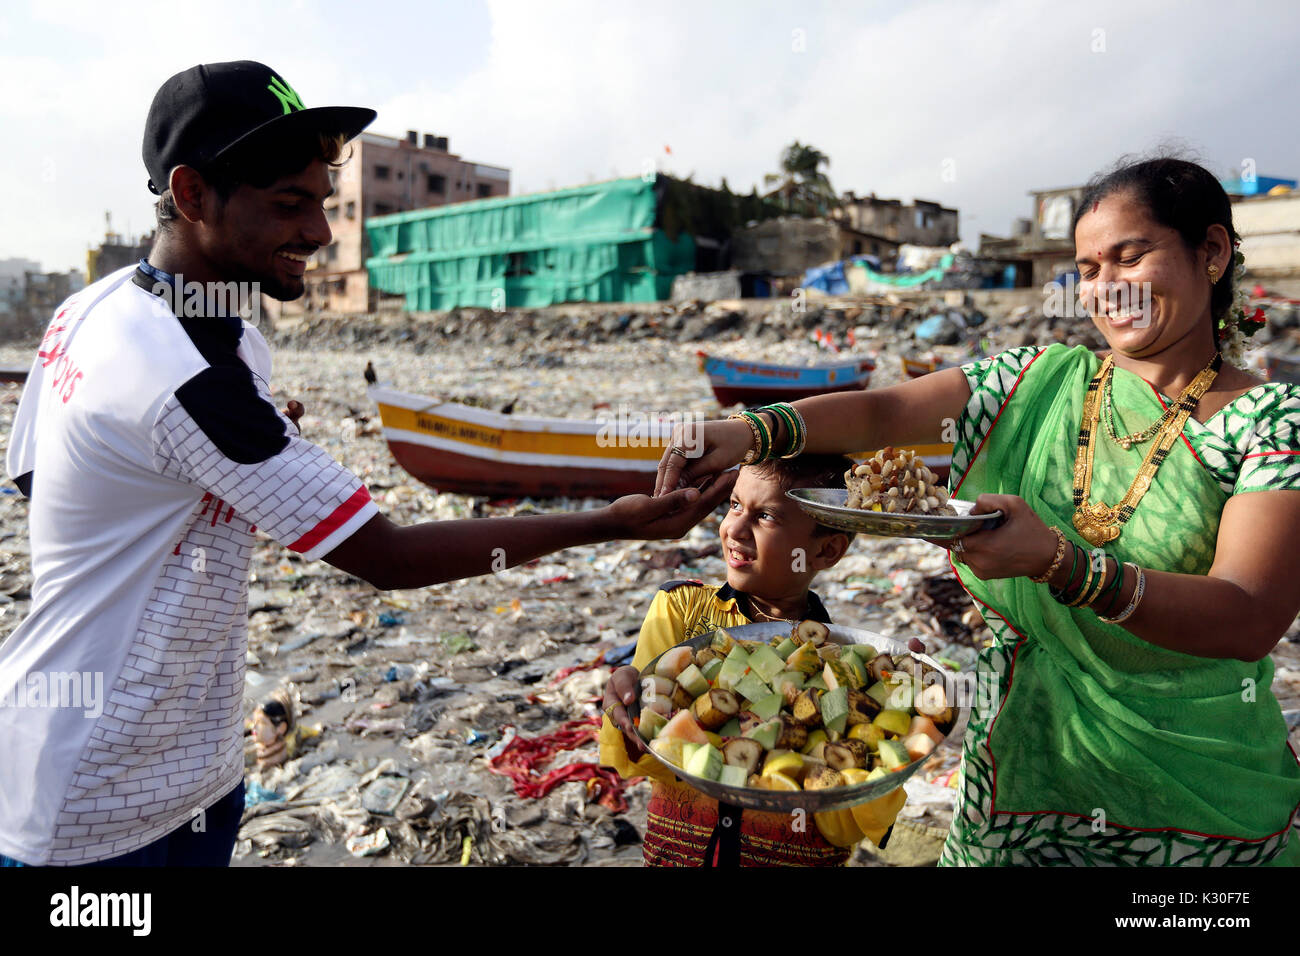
697, 351, 875, 407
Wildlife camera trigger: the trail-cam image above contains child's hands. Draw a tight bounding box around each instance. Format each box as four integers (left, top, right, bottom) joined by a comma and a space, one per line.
602, 665, 649, 758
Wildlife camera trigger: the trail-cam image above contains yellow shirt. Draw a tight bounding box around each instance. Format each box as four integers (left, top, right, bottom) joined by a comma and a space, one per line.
599, 580, 906, 862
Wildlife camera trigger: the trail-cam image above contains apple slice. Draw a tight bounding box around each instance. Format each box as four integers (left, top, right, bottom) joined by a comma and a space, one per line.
877, 738, 910, 770
908, 714, 945, 746
872, 709, 912, 738
902, 732, 937, 761
719, 763, 748, 788
637, 708, 668, 741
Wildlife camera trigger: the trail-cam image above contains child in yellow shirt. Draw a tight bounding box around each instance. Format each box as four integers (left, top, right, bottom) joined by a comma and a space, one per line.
600, 454, 909, 866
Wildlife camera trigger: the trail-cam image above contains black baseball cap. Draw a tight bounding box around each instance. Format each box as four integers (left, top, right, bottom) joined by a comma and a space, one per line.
143, 60, 376, 195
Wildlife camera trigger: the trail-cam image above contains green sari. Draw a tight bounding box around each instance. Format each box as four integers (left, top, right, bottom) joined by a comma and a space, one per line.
938, 344, 1300, 866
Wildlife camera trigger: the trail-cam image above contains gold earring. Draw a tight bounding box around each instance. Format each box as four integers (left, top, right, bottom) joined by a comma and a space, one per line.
1208, 264, 1220, 283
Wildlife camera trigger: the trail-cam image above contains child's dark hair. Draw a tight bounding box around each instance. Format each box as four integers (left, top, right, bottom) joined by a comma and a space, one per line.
746, 454, 857, 538
1072, 155, 1237, 333
155, 131, 349, 231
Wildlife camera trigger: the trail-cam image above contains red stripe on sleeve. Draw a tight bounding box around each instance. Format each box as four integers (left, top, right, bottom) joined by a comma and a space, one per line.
1243, 450, 1300, 460
288, 486, 373, 554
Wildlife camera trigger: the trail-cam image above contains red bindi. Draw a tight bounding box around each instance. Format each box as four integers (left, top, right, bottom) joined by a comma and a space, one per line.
1092, 201, 1099, 213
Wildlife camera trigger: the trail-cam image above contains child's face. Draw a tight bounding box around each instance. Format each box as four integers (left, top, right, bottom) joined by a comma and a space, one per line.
718, 468, 846, 599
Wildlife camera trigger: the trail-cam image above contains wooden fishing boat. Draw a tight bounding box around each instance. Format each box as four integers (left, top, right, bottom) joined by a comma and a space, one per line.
369, 383, 953, 499
368, 385, 673, 499
697, 351, 874, 406
0, 364, 29, 384
902, 355, 956, 379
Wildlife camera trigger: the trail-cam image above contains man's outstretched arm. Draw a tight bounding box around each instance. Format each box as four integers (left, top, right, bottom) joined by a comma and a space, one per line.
322, 472, 736, 590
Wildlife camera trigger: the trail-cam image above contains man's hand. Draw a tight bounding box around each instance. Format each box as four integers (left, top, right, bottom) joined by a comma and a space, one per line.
283, 400, 305, 434
605, 470, 736, 540
603, 665, 649, 758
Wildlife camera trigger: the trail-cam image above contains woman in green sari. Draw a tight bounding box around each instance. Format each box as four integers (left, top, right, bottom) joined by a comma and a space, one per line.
654, 157, 1300, 865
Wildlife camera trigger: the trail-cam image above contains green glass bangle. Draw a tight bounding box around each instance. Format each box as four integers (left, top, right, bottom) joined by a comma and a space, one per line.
1096, 561, 1128, 617
766, 404, 800, 456
1079, 554, 1111, 607
1066, 557, 1096, 607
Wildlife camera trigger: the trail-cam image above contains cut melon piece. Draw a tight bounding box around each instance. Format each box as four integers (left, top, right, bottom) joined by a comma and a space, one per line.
734, 671, 772, 705
823, 659, 863, 692
816, 643, 842, 662
710, 629, 737, 654
718, 717, 742, 738
847, 643, 877, 663
748, 692, 785, 722
676, 663, 710, 698
820, 685, 850, 735
719, 763, 748, 788
748, 644, 787, 683
654, 645, 694, 680
865, 767, 889, 782
801, 729, 828, 755
908, 714, 945, 747
903, 732, 937, 761
685, 742, 724, 780
877, 738, 910, 770
774, 637, 798, 660
783, 642, 822, 677
659, 710, 709, 744
700, 658, 723, 682
841, 653, 869, 687
805, 674, 828, 692
637, 708, 667, 740
872, 709, 912, 738
884, 677, 915, 712
865, 680, 892, 707
681, 741, 701, 767
773, 670, 805, 695
715, 645, 752, 692
744, 719, 781, 751
650, 736, 687, 767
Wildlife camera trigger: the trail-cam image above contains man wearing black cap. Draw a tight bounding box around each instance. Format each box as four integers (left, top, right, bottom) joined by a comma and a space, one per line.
0, 61, 731, 867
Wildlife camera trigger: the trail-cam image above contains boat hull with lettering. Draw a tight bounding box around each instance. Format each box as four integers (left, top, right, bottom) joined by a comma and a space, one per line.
368, 385, 673, 499
697, 351, 874, 406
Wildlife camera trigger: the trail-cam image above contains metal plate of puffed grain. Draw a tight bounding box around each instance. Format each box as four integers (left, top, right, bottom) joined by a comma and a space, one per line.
628, 621, 963, 814
785, 489, 1003, 540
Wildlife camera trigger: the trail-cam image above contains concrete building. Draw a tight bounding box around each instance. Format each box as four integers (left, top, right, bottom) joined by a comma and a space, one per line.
288, 130, 510, 315
835, 193, 960, 248
731, 217, 900, 280
978, 186, 1084, 287
1232, 189, 1300, 278
87, 232, 154, 282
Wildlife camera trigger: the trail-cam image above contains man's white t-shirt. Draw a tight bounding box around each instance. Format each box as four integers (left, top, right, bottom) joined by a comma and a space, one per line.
0, 264, 378, 864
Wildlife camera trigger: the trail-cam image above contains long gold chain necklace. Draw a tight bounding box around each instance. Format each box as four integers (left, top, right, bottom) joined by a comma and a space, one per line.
1102, 372, 1178, 449
747, 595, 807, 624
1072, 352, 1221, 546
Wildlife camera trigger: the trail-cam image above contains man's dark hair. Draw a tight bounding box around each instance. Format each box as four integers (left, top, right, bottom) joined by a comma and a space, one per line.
746, 453, 858, 538
1072, 154, 1238, 334
155, 131, 349, 231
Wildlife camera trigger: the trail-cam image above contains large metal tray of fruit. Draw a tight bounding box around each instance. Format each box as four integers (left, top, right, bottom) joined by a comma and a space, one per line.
628, 621, 963, 814
786, 490, 1002, 540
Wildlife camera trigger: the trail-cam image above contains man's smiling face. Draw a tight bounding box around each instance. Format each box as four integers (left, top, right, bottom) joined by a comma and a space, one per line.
198, 157, 333, 301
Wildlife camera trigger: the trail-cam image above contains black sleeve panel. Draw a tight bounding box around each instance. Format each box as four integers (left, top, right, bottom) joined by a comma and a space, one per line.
174, 365, 290, 465
13, 472, 32, 498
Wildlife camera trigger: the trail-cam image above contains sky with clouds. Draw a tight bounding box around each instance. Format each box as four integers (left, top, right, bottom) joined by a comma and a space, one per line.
2, 0, 1297, 272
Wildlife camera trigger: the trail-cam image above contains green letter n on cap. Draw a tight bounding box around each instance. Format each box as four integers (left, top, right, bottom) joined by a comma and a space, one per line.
268, 75, 305, 114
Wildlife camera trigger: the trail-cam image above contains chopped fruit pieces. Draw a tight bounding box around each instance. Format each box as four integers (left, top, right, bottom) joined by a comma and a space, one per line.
655, 646, 694, 680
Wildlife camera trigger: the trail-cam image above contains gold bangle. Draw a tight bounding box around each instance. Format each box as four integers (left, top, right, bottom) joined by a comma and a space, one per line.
1097, 564, 1146, 624
1066, 556, 1096, 607
1079, 555, 1111, 607
1029, 527, 1067, 584
728, 412, 761, 464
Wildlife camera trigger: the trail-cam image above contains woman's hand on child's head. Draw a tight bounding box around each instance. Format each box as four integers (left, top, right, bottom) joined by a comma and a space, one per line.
655, 418, 753, 496
603, 665, 649, 757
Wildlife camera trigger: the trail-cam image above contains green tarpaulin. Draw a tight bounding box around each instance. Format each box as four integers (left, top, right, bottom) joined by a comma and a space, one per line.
365, 177, 695, 310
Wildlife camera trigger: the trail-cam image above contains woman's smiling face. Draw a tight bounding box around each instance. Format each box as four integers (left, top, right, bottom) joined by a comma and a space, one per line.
1073, 190, 1219, 360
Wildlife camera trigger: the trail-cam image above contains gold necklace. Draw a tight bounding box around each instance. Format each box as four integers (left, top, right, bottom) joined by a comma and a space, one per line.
1072, 353, 1221, 546
747, 596, 806, 624
1102, 372, 1178, 449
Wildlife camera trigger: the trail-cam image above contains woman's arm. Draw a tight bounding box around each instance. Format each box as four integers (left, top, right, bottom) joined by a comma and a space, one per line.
957, 490, 1300, 662
656, 366, 974, 493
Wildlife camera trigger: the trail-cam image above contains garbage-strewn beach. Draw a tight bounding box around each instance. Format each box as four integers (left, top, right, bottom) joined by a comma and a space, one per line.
4, 300, 1299, 867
